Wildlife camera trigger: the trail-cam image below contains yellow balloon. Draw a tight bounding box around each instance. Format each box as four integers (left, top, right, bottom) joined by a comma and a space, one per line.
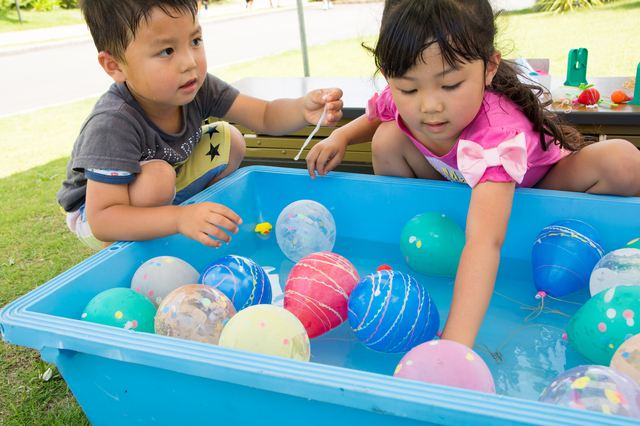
219, 304, 310, 361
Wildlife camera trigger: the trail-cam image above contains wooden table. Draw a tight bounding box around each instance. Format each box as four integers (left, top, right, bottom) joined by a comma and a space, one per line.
227, 76, 640, 174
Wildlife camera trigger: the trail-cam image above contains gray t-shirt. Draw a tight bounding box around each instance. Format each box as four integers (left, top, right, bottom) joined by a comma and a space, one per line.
57, 73, 239, 212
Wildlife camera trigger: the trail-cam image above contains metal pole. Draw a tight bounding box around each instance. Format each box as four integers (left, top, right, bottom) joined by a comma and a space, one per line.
15, 0, 23, 24
295, 0, 310, 77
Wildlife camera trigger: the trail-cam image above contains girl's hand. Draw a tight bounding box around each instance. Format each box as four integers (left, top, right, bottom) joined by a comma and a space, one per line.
176, 202, 242, 248
303, 88, 343, 127
306, 134, 349, 178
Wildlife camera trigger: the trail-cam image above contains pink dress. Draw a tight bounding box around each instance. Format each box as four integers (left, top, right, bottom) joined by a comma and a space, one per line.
366, 86, 569, 188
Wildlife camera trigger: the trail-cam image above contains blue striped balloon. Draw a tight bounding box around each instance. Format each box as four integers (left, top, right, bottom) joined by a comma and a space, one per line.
347, 270, 439, 353
199, 255, 272, 312
531, 219, 605, 297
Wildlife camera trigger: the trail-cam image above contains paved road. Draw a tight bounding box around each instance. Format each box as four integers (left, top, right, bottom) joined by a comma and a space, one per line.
0, 2, 384, 117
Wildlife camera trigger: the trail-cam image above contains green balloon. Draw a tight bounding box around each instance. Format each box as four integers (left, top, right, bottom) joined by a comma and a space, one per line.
400, 212, 465, 276
568, 285, 640, 365
81, 288, 157, 333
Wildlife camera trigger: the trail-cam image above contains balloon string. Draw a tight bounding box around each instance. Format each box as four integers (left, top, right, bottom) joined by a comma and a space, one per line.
492, 291, 582, 321
474, 324, 567, 364
472, 291, 582, 364
294, 99, 328, 161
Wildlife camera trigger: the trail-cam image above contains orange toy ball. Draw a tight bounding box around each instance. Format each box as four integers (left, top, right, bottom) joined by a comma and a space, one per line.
611, 90, 630, 104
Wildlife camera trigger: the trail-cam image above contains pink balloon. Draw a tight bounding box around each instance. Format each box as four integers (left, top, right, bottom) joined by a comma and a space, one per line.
394, 340, 496, 393
284, 252, 360, 339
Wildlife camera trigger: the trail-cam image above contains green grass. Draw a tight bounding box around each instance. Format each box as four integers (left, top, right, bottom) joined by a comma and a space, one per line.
0, 157, 94, 425
1, 2, 639, 424
0, 7, 84, 32
497, 0, 640, 76
0, 97, 98, 179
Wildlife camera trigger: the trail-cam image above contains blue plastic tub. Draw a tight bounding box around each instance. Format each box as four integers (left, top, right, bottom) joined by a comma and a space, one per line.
2, 166, 640, 425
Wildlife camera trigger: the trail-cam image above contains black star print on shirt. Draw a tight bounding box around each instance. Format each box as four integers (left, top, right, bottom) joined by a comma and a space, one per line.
204, 125, 219, 138
206, 143, 220, 161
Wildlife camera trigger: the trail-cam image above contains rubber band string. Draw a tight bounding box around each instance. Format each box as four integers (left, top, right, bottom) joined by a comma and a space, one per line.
294, 97, 328, 161
473, 290, 582, 364
474, 324, 567, 364
623, 77, 636, 91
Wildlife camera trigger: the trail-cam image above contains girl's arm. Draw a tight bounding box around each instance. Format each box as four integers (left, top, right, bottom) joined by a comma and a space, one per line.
222, 90, 343, 136
306, 115, 380, 178
440, 180, 515, 348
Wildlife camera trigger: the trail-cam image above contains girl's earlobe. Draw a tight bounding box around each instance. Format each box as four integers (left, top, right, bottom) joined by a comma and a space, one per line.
98, 51, 127, 83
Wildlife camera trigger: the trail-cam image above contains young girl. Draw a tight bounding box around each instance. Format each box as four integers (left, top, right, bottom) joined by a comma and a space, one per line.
306, 0, 640, 348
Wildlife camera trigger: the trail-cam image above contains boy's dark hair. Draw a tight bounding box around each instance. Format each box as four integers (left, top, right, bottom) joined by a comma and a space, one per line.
371, 0, 590, 152
80, 0, 199, 63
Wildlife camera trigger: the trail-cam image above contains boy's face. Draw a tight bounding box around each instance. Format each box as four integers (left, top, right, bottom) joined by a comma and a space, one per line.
117, 7, 206, 115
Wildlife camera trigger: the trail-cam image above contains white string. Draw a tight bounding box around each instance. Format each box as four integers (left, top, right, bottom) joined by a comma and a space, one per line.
294, 99, 328, 161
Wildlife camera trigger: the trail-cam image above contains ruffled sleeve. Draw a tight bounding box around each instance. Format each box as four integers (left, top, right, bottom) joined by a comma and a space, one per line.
365, 85, 397, 124
457, 127, 529, 188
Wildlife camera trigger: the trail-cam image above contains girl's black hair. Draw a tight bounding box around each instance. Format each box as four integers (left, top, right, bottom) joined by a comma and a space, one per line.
81, 0, 199, 63
371, 0, 590, 151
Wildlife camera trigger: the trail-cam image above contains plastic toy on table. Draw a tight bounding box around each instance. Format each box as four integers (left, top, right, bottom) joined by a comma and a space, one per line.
627, 63, 640, 106
564, 48, 589, 87
611, 90, 633, 104
551, 84, 618, 110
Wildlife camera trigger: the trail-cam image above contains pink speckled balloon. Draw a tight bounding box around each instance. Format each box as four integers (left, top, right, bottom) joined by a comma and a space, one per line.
394, 340, 495, 393
284, 252, 359, 339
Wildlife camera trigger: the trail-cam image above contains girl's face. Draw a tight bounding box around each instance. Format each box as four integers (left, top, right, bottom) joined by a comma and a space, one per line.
386, 44, 500, 154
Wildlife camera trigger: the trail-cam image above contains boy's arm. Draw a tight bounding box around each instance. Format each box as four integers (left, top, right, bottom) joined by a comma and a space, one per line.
222, 89, 343, 136
306, 114, 380, 178
85, 180, 241, 247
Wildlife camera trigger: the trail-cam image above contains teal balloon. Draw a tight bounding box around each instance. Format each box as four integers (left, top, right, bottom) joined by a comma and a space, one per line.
568, 284, 640, 365
81, 288, 157, 333
626, 238, 640, 250
400, 212, 465, 276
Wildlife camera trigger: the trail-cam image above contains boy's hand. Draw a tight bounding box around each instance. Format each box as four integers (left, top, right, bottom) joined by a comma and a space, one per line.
306, 134, 349, 179
303, 88, 343, 127
177, 202, 242, 248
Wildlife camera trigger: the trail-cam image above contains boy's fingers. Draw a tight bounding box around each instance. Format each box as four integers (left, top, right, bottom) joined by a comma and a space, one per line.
323, 88, 343, 103
206, 203, 242, 228
203, 223, 233, 243
327, 99, 343, 111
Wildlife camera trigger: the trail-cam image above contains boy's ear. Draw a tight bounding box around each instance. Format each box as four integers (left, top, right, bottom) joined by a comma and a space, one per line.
485, 50, 501, 86
98, 51, 127, 83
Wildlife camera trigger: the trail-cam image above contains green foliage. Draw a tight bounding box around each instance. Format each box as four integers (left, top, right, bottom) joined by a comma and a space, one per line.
535, 0, 618, 13
57, 0, 77, 9
31, 0, 60, 12
0, 0, 74, 19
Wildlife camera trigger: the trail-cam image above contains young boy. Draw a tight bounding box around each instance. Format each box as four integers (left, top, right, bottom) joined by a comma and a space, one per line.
57, 0, 343, 251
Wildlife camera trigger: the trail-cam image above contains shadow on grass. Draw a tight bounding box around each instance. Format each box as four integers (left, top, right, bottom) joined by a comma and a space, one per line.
607, 0, 640, 10
0, 16, 24, 25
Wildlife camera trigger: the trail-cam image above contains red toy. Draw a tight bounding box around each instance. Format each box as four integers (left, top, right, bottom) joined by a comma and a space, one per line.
576, 88, 600, 106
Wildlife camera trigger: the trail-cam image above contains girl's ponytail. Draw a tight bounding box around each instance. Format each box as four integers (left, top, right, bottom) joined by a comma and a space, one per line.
491, 59, 594, 152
